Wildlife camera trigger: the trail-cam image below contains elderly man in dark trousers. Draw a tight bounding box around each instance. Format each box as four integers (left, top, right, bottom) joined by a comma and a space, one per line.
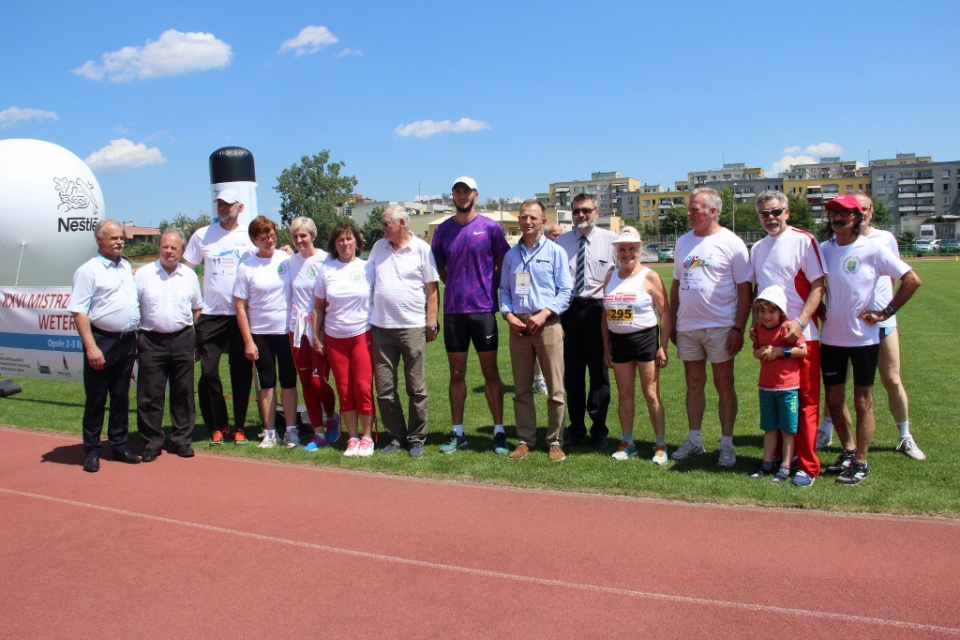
556, 193, 617, 449
134, 229, 204, 462
68, 219, 142, 472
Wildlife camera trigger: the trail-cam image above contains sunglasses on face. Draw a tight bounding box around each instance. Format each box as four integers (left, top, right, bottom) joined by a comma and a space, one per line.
758, 208, 785, 218
572, 207, 596, 215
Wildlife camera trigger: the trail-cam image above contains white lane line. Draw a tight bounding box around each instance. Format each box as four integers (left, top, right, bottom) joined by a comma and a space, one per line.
3, 487, 958, 636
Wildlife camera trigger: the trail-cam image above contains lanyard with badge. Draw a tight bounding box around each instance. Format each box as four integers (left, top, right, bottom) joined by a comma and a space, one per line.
514, 240, 545, 297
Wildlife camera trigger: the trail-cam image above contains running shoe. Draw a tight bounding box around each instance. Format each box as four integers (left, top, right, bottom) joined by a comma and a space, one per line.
651, 445, 669, 465
325, 414, 341, 444
233, 428, 248, 445
303, 434, 327, 451
257, 431, 277, 449
815, 430, 833, 450
749, 462, 772, 479
439, 431, 468, 454
836, 460, 869, 485
612, 444, 639, 461
493, 432, 509, 455
717, 443, 737, 468
897, 437, 926, 461
358, 436, 374, 457
533, 375, 548, 395
771, 466, 791, 484
283, 427, 300, 449
671, 439, 705, 460
825, 450, 855, 475
210, 429, 224, 446
343, 437, 361, 457
792, 469, 815, 487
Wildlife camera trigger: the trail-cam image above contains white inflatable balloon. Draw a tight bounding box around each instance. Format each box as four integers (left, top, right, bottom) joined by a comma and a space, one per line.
0, 139, 104, 286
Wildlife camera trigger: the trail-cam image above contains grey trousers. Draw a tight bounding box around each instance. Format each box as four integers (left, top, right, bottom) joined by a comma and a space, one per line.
372, 325, 429, 445
509, 317, 565, 447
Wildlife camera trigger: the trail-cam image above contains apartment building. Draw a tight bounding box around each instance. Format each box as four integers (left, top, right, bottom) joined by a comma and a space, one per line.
867, 153, 960, 227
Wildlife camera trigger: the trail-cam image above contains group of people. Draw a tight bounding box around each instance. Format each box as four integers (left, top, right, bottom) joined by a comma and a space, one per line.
70, 179, 923, 487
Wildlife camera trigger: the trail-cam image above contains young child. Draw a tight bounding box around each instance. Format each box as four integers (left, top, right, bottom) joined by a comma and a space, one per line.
750, 285, 808, 484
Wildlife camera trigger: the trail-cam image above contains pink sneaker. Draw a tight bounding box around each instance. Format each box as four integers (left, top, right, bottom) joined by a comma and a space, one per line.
358, 436, 374, 457
343, 437, 360, 457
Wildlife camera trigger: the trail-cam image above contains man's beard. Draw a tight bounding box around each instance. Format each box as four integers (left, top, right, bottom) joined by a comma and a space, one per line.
455, 196, 475, 214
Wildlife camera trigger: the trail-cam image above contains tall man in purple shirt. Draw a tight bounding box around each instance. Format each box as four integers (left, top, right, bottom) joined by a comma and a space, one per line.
431, 177, 511, 454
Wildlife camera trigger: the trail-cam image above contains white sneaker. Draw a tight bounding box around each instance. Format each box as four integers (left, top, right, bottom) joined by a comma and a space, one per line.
343, 437, 361, 457
358, 436, 375, 457
283, 427, 300, 449
257, 431, 277, 449
532, 375, 548, 395
815, 429, 833, 450
651, 445, 669, 465
671, 439, 705, 460
717, 443, 737, 468
897, 436, 926, 461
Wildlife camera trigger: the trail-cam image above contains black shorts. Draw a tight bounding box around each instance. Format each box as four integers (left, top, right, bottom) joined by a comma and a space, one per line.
820, 343, 880, 387
609, 325, 659, 364
252, 333, 297, 389
443, 313, 499, 353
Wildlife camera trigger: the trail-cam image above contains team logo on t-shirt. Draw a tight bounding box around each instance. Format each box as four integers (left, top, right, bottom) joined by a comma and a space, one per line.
683, 255, 706, 270
277, 263, 288, 275
307, 265, 319, 278
351, 272, 363, 283
842, 256, 862, 274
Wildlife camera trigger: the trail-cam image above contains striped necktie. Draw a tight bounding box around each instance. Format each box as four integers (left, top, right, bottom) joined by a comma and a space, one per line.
575, 234, 587, 296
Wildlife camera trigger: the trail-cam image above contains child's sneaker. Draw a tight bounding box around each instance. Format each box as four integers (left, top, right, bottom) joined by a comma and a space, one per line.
792, 469, 816, 487
750, 462, 773, 479
343, 437, 361, 457
771, 466, 791, 484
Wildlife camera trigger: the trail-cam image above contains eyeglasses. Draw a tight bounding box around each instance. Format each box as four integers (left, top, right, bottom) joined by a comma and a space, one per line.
830, 208, 859, 217
255, 233, 276, 242
572, 207, 596, 215
758, 208, 785, 218
380, 219, 397, 228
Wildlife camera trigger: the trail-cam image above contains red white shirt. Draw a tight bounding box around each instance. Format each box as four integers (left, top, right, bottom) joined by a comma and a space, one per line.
754, 321, 805, 391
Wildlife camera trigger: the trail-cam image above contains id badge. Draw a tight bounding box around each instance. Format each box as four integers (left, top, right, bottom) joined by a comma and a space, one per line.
515, 272, 531, 296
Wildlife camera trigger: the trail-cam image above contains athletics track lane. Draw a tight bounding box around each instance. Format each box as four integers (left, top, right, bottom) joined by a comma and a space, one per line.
0, 427, 957, 639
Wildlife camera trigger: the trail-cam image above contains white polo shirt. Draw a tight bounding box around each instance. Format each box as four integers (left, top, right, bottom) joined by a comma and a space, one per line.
369, 236, 439, 329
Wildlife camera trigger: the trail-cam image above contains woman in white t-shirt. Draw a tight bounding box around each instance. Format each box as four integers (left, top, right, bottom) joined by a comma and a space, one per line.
313, 222, 375, 457
600, 227, 672, 465
287, 216, 339, 451
234, 216, 297, 449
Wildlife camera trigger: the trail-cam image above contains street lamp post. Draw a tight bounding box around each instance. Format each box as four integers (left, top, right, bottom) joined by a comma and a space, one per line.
732, 182, 738, 234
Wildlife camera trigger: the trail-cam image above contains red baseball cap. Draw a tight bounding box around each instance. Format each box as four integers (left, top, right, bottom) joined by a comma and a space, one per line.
824, 194, 863, 212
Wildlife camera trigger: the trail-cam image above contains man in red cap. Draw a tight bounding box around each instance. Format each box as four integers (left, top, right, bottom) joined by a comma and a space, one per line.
818, 195, 921, 485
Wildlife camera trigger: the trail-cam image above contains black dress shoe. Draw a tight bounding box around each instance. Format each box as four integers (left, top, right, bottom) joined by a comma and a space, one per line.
563, 433, 584, 447
176, 444, 195, 458
141, 449, 161, 463
115, 449, 141, 464
593, 436, 609, 451
83, 453, 100, 473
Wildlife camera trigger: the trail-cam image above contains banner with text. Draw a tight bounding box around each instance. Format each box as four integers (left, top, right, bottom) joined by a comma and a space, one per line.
0, 287, 85, 382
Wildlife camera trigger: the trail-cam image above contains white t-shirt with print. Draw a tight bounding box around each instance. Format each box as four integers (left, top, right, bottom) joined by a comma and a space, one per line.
183, 224, 256, 316
673, 228, 752, 331
232, 252, 291, 334
314, 258, 374, 339
288, 250, 330, 340
369, 237, 439, 329
820, 236, 911, 347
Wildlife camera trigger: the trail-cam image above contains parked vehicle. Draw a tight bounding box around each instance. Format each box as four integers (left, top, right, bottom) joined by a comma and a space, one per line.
939, 238, 960, 253
919, 224, 937, 243
913, 239, 940, 254
658, 246, 675, 262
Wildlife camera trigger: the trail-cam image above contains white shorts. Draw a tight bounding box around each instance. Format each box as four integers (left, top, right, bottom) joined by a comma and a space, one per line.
676, 327, 734, 363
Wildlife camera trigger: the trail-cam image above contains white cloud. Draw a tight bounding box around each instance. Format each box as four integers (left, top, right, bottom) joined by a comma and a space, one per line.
803, 142, 844, 157
770, 154, 816, 176
73, 29, 232, 82
393, 118, 491, 139
783, 146, 801, 155
0, 106, 59, 129
336, 48, 362, 58
84, 138, 166, 173
279, 26, 339, 56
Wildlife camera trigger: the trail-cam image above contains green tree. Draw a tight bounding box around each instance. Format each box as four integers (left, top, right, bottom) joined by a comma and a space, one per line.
662, 205, 689, 236
872, 198, 892, 227
157, 211, 213, 239
786, 194, 815, 231
359, 206, 386, 249
274, 151, 358, 243
484, 198, 499, 210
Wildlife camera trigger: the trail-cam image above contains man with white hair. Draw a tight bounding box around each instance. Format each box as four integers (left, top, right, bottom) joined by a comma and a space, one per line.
69, 219, 142, 472
749, 190, 825, 486
183, 189, 256, 445
670, 188, 753, 467
370, 205, 440, 458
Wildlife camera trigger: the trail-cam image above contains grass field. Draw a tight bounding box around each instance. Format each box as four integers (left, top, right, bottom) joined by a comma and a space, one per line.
2, 259, 957, 517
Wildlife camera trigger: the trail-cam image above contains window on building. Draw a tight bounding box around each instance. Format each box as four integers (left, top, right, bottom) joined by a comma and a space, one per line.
877, 187, 885, 195
877, 174, 884, 182
945, 184, 950, 192
846, 185, 854, 193
945, 196, 951, 206
944, 170, 951, 178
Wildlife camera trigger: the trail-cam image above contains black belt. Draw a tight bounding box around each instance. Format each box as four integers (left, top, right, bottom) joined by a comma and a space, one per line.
140, 326, 192, 338
91, 325, 136, 340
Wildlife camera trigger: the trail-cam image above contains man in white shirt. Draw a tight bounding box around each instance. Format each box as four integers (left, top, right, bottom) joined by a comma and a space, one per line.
68, 219, 142, 472
749, 190, 826, 486
183, 189, 256, 445
670, 188, 753, 467
817, 192, 925, 461
135, 230, 203, 461
819, 195, 921, 485
556, 194, 617, 449
370, 206, 440, 458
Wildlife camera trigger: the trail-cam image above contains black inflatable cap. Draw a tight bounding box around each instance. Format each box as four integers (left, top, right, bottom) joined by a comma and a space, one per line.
210, 147, 256, 184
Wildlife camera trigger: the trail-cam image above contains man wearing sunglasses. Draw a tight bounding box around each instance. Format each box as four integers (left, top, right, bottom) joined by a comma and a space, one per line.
818, 195, 921, 485
556, 194, 618, 449
748, 191, 826, 486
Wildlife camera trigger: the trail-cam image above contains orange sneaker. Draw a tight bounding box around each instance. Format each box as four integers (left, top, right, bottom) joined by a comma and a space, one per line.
233, 429, 248, 445
210, 429, 225, 446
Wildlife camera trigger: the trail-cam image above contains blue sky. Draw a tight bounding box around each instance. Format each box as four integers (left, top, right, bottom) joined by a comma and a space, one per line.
3, 0, 959, 227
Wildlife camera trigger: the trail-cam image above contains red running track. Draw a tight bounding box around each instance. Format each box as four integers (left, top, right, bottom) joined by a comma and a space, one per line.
1, 427, 958, 639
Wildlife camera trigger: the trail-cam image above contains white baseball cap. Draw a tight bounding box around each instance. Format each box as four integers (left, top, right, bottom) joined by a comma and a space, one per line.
452, 176, 478, 191
215, 188, 241, 204
611, 227, 643, 246
755, 285, 788, 315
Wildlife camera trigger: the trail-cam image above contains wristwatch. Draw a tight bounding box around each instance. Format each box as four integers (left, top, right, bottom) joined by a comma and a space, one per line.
883, 305, 895, 317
